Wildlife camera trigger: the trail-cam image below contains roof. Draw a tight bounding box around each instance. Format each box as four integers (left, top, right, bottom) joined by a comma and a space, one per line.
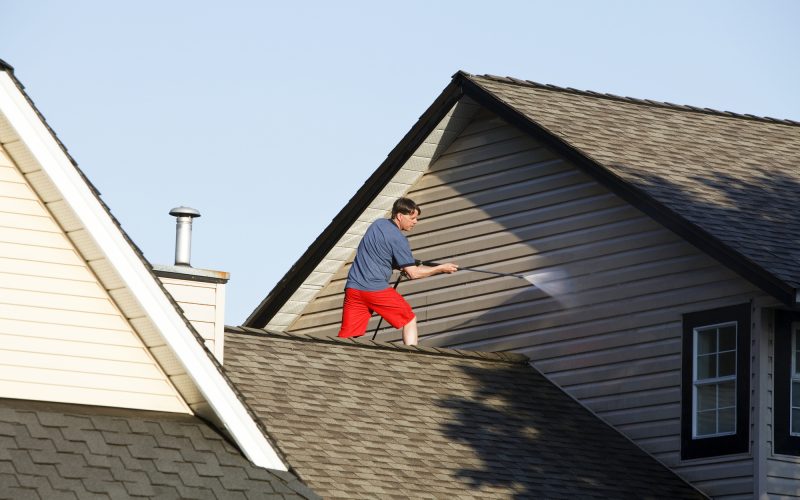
223, 327, 706, 499
246, 71, 800, 328
0, 62, 284, 468
0, 397, 317, 499
464, 74, 800, 305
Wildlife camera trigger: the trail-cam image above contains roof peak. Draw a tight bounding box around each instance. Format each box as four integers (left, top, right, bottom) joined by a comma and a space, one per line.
462, 72, 800, 127
225, 326, 529, 364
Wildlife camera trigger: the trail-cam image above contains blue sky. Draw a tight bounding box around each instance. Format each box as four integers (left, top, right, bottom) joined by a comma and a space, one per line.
2, 1, 799, 323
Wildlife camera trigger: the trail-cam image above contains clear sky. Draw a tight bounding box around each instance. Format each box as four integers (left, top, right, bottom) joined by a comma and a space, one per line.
2, 1, 798, 324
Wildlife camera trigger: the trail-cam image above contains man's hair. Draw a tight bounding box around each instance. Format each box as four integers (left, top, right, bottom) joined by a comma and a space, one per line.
391, 197, 421, 219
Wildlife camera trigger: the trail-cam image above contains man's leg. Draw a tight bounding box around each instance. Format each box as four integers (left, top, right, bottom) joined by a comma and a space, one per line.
402, 316, 418, 345
338, 289, 372, 338
367, 288, 417, 344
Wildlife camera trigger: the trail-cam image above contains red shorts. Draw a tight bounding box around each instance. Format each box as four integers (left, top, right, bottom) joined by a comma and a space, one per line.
337, 287, 416, 338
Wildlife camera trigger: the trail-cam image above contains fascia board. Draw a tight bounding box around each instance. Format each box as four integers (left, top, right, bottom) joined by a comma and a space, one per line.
0, 71, 286, 471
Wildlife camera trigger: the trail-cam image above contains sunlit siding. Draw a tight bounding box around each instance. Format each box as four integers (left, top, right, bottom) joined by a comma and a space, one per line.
289, 108, 762, 498
158, 276, 225, 362
0, 145, 188, 413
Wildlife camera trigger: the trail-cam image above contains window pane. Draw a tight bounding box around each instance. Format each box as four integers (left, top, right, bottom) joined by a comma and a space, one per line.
718, 381, 736, 408
697, 410, 717, 436
697, 385, 717, 411
794, 328, 800, 355
793, 381, 800, 408
718, 408, 735, 434
718, 351, 736, 377
795, 350, 800, 376
697, 330, 716, 355
718, 326, 736, 351
793, 409, 800, 435
697, 354, 716, 380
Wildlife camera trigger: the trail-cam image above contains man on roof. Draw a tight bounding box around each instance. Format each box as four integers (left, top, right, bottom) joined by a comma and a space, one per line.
337, 197, 458, 345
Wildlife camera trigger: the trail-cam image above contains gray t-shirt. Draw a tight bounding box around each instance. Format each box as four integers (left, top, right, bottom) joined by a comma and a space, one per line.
345, 218, 415, 291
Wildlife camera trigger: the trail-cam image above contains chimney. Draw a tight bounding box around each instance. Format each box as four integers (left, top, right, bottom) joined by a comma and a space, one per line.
169, 206, 200, 266
153, 206, 229, 363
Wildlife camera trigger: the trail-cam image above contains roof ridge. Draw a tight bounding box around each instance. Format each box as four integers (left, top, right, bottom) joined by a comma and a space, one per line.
467, 73, 800, 127
225, 326, 529, 364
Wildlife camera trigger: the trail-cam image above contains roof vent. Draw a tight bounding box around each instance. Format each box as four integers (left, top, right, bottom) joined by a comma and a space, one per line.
169, 206, 201, 266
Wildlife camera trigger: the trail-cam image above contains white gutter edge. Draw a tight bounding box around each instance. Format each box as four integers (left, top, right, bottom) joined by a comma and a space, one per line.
0, 72, 286, 471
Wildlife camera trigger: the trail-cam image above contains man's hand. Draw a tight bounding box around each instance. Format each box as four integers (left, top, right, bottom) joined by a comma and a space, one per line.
402, 262, 458, 280
436, 263, 458, 274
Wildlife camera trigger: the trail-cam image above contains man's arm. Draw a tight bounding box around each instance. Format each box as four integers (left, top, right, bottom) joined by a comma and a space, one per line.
402, 262, 458, 280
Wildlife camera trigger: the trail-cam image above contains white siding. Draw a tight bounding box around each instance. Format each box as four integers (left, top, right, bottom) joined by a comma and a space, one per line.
288, 108, 762, 498
158, 276, 225, 362
0, 145, 188, 413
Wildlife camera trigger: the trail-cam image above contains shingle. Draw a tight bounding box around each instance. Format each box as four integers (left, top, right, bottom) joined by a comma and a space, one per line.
469, 74, 800, 293
0, 399, 317, 499
224, 330, 705, 499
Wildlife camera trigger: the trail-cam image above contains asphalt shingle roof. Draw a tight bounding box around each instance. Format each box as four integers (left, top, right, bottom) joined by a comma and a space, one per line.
467, 74, 800, 295
0, 398, 317, 499
224, 327, 705, 499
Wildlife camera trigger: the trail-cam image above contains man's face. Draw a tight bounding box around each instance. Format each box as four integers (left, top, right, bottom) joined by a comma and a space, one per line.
396, 209, 419, 231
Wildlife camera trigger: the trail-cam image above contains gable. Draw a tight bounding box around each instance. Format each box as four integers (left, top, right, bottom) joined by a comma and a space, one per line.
0, 64, 284, 470
248, 72, 799, 332
281, 107, 761, 348
0, 145, 188, 412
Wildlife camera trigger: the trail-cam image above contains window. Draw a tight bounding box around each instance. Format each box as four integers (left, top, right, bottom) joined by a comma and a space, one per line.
681, 304, 750, 460
774, 311, 800, 455
693, 322, 737, 437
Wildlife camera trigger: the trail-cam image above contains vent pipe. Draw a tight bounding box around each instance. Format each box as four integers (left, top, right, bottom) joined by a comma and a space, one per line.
169, 206, 201, 266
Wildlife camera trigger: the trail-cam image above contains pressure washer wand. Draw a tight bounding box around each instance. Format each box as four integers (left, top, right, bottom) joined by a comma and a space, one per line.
420, 260, 528, 280
370, 260, 530, 341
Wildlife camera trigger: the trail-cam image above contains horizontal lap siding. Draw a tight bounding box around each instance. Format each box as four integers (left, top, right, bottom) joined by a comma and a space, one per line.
769, 456, 800, 497
0, 146, 187, 413
289, 109, 761, 497
158, 277, 223, 361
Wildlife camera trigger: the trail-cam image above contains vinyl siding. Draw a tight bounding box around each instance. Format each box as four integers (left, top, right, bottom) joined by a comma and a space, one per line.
288, 108, 762, 498
265, 97, 481, 331
158, 276, 225, 362
0, 145, 188, 413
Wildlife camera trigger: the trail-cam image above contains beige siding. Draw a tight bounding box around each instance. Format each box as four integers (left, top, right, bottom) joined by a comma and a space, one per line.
158, 276, 225, 362
0, 145, 188, 413
288, 108, 762, 498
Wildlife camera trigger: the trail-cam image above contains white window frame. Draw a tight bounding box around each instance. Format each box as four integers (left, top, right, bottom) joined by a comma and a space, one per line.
692, 321, 738, 439
790, 322, 800, 436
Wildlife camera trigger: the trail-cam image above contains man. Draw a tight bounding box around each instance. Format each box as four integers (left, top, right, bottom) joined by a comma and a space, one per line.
337, 197, 458, 345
